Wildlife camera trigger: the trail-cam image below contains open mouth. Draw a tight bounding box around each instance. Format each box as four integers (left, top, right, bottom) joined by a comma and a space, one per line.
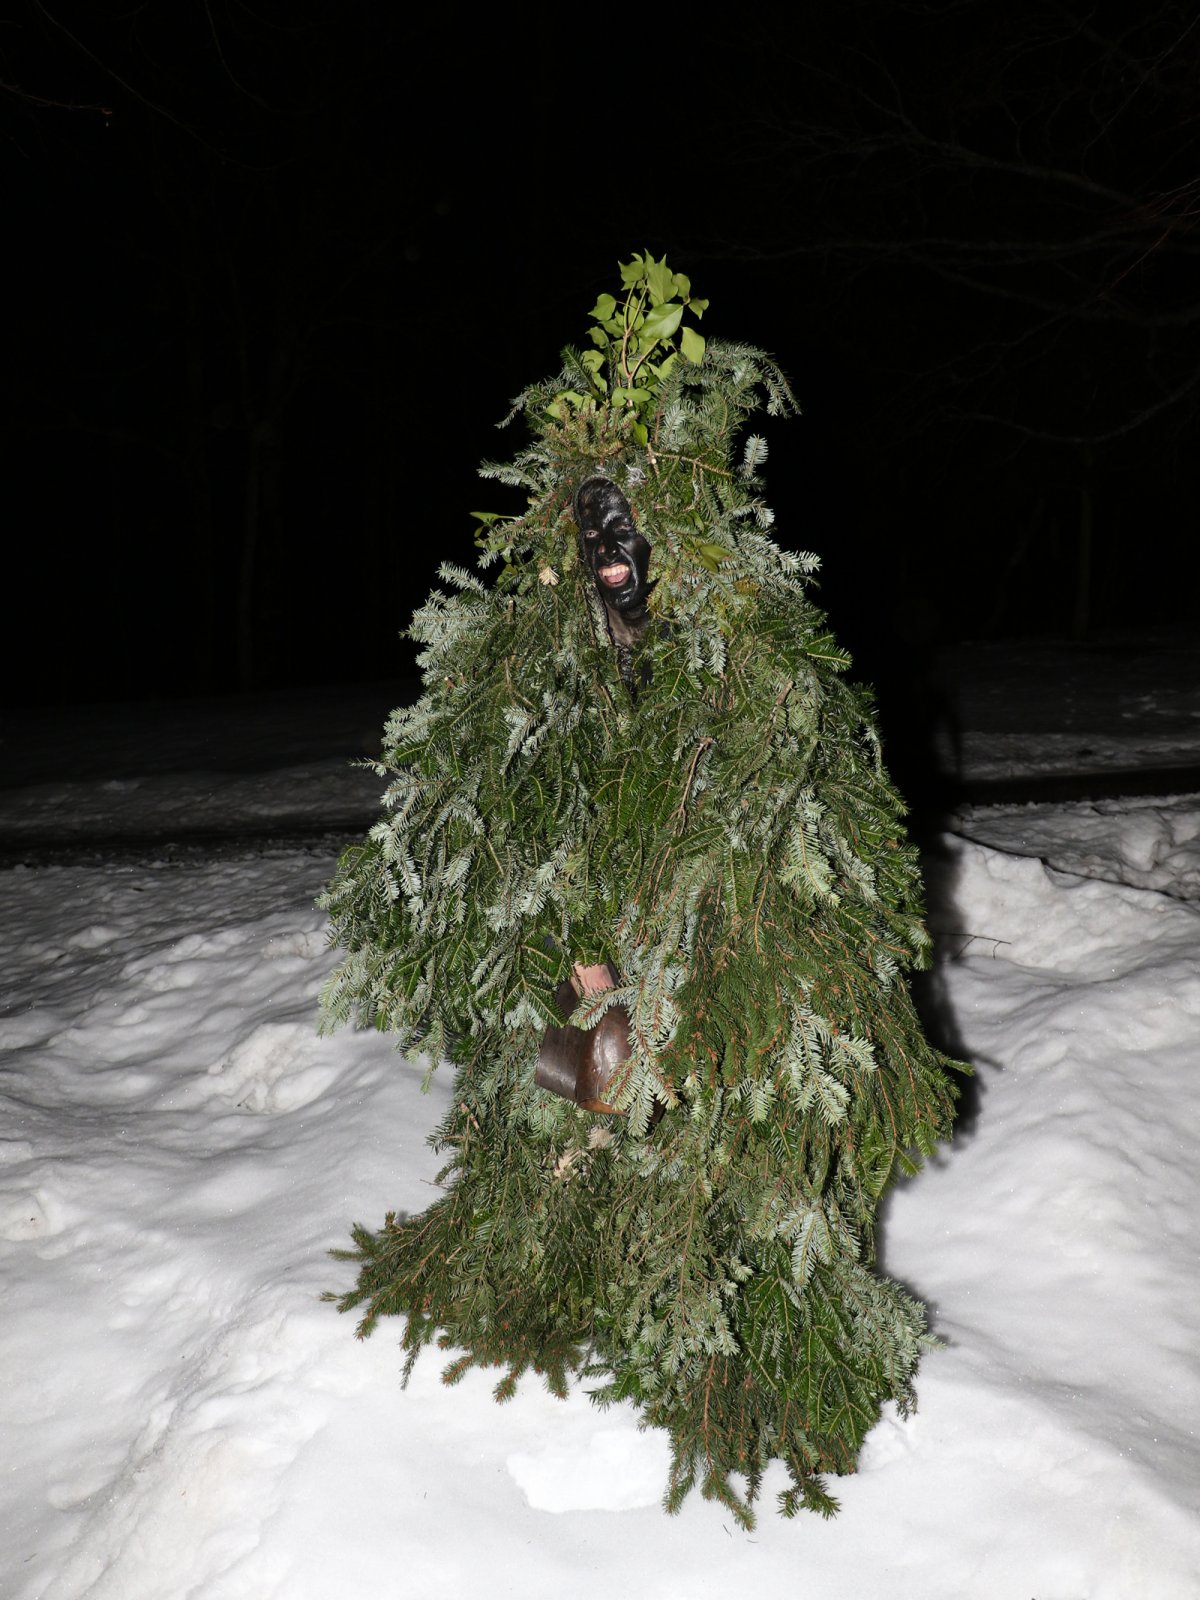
597, 562, 631, 588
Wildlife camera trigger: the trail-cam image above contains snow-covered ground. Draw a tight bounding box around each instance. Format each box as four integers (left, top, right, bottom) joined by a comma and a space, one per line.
2, 632, 1199, 1599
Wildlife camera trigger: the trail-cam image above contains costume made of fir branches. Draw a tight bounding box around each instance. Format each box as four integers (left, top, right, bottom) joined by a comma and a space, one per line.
320, 301, 964, 1525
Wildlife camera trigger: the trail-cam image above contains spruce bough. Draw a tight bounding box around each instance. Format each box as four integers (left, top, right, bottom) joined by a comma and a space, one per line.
320, 255, 965, 1525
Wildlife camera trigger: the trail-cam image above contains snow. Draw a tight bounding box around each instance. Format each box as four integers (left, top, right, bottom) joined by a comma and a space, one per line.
3, 640, 1199, 1599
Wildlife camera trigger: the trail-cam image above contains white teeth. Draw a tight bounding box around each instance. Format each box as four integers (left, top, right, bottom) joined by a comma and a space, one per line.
598, 563, 630, 586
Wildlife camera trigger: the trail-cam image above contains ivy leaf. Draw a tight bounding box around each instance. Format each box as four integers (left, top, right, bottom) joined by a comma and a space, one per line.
589, 293, 617, 322
680, 326, 706, 364
646, 256, 675, 305
641, 302, 684, 342
694, 541, 733, 571
544, 390, 588, 420
619, 254, 647, 287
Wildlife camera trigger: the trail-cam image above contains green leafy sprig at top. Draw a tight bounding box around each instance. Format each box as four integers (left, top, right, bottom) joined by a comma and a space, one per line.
319, 253, 966, 1526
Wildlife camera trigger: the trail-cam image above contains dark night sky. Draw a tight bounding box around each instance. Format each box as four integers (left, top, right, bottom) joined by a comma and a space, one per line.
4, 2, 1198, 715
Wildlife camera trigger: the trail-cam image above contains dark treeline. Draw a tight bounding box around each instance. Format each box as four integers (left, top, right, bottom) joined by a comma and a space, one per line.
4, 2, 1198, 708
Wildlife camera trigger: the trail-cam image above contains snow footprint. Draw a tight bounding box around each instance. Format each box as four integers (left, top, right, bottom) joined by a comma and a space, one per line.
261, 925, 327, 961
0, 1184, 67, 1241
125, 927, 255, 993
858, 1400, 920, 1471
41, 1301, 339, 1600
65, 924, 120, 951
201, 1022, 337, 1113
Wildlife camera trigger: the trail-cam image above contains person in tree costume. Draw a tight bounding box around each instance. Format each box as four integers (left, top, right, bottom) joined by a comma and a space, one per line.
320, 255, 966, 1525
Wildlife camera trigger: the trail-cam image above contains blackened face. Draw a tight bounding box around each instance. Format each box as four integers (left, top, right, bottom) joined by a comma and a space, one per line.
575, 477, 652, 617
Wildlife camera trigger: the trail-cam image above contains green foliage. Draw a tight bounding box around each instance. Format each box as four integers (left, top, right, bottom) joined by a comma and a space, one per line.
320, 259, 966, 1526
544, 250, 709, 445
